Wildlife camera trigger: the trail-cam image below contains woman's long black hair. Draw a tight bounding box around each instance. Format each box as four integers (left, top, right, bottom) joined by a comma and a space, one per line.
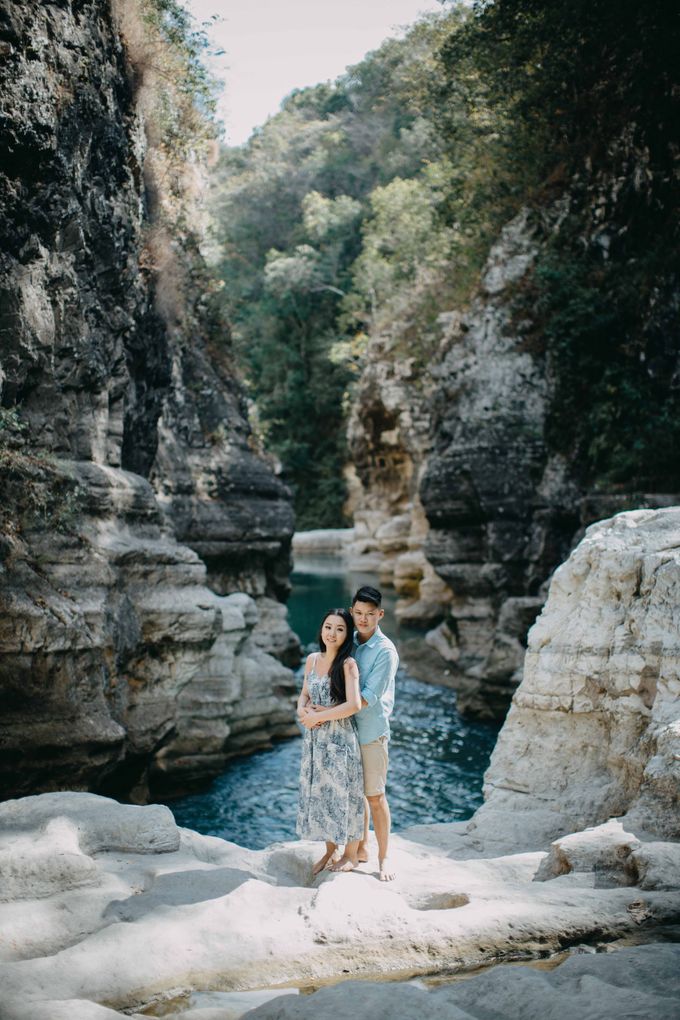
317, 608, 354, 704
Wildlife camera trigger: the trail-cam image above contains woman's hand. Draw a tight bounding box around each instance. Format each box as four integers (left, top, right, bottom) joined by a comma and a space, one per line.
296, 699, 310, 722
300, 705, 326, 729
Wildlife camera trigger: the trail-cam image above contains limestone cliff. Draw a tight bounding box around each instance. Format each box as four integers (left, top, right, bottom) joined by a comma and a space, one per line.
475, 507, 680, 845
349, 132, 678, 718
420, 145, 678, 717
345, 330, 451, 629
0, 0, 297, 801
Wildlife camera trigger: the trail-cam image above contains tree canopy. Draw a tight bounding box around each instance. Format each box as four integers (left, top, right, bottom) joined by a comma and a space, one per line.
207, 0, 679, 525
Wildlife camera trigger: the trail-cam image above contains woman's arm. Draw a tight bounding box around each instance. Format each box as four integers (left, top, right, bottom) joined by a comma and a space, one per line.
296, 655, 314, 720
301, 659, 361, 726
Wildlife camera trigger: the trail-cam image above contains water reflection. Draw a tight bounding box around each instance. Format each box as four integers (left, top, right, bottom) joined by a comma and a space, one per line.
170, 557, 500, 848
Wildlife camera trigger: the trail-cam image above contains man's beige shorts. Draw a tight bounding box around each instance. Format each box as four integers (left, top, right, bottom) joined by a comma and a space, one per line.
360, 736, 389, 797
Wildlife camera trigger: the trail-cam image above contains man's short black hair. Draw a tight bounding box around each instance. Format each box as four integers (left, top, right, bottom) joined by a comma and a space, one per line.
352, 585, 382, 607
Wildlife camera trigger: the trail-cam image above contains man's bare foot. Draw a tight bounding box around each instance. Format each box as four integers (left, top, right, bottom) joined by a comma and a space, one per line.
379, 857, 396, 881
312, 848, 337, 876
357, 843, 369, 864
330, 855, 358, 873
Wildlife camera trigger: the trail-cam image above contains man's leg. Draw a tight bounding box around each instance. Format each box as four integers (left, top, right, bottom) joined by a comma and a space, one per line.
360, 737, 394, 878
367, 793, 395, 881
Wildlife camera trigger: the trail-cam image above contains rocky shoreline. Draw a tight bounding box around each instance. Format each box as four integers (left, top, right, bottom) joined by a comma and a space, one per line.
1, 509, 678, 1019
1, 792, 677, 1020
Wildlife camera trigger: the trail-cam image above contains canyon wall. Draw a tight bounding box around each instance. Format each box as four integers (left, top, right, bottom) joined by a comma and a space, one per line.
0, 0, 297, 801
349, 134, 678, 718
345, 331, 451, 629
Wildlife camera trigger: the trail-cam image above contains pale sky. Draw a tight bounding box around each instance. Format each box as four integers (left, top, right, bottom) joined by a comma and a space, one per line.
185, 0, 445, 144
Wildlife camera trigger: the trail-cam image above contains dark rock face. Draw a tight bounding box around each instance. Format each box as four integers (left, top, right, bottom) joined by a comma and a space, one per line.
0, 0, 166, 470
0, 0, 297, 800
420, 201, 678, 719
151, 334, 294, 602
418, 211, 555, 717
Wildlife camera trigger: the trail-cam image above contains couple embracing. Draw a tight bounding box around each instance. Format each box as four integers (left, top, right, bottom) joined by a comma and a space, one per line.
296, 585, 399, 882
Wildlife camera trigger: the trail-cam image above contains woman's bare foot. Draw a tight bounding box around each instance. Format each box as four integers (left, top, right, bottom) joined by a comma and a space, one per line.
330, 855, 358, 873
324, 848, 343, 870
379, 857, 396, 881
312, 844, 338, 876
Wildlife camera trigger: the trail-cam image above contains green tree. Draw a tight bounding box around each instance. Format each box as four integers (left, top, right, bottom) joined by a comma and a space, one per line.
208, 14, 460, 524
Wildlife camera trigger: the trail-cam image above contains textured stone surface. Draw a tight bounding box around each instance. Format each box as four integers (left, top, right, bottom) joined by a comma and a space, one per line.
419, 209, 678, 718
150, 336, 294, 603
344, 331, 451, 626
0, 792, 678, 1020
0, 463, 297, 800
0, 0, 297, 800
246, 945, 680, 1020
476, 508, 680, 845
536, 820, 641, 884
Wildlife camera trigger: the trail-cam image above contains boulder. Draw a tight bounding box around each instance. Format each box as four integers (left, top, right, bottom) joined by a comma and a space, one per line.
477, 508, 680, 845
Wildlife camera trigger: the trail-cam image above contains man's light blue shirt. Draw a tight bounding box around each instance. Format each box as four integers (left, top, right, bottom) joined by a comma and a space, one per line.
353, 625, 398, 745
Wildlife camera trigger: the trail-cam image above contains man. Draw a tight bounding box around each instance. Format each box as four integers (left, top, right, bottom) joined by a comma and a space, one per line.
351, 585, 399, 882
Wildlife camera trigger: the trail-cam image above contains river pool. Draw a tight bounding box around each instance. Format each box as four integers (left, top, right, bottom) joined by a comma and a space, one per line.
169, 557, 500, 848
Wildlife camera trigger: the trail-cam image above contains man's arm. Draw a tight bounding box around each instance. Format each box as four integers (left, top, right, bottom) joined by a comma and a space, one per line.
360, 646, 399, 708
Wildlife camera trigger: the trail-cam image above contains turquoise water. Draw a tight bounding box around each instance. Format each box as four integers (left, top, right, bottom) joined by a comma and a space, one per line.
169, 558, 500, 849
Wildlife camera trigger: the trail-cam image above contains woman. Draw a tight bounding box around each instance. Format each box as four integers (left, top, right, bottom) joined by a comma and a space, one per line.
296, 608, 364, 876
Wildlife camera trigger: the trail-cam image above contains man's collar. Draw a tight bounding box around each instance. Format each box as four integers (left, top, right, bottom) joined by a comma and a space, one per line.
354, 625, 382, 648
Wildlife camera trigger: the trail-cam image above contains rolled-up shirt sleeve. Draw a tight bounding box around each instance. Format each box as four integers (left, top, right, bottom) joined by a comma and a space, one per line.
360, 647, 399, 706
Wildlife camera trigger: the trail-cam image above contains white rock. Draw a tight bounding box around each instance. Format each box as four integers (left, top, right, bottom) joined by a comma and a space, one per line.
627, 841, 680, 890
0, 793, 678, 1019
0, 792, 179, 858
536, 820, 641, 883
0, 817, 99, 902
478, 508, 680, 846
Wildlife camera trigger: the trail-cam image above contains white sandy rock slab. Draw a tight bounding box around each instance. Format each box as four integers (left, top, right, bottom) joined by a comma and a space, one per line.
0, 791, 180, 855
0, 793, 679, 1020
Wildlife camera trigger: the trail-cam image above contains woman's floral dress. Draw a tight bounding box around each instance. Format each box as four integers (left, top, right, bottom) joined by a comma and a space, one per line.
296, 656, 365, 844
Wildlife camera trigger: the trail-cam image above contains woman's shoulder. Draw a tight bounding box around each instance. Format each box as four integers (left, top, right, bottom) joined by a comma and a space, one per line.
343, 655, 358, 671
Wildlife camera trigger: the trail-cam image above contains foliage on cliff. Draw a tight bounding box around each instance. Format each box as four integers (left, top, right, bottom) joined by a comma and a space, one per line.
209, 0, 679, 526
208, 7, 512, 527
450, 0, 680, 490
